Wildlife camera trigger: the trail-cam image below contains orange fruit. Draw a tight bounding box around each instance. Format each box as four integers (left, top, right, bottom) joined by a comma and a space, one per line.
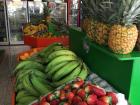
20, 55, 27, 60
24, 53, 30, 57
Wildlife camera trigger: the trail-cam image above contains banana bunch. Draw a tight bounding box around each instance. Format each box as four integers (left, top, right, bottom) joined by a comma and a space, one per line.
45, 59, 89, 87
14, 43, 89, 105
41, 43, 89, 87
13, 60, 54, 105
37, 24, 48, 32
23, 24, 38, 35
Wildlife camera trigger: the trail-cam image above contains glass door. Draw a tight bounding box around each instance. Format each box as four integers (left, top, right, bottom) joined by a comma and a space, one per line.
6, 0, 28, 44
0, 0, 9, 45
28, 1, 44, 24
68, 0, 80, 26
49, 2, 67, 24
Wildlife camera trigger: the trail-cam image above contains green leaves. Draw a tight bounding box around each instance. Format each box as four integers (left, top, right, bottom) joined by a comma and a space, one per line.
122, 0, 140, 25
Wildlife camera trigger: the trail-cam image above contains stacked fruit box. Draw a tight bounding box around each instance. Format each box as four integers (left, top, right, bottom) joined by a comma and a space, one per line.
24, 35, 69, 48
23, 15, 69, 48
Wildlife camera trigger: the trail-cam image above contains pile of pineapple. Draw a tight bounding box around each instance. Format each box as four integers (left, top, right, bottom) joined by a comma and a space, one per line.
81, 0, 140, 54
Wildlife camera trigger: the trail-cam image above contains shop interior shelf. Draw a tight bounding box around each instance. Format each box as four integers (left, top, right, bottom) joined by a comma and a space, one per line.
69, 27, 140, 105
86, 38, 140, 61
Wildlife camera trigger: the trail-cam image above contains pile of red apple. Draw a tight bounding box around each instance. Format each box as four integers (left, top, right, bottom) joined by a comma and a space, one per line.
33, 78, 118, 105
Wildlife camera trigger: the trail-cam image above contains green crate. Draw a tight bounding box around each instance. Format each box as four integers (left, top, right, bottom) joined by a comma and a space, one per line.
69, 27, 140, 105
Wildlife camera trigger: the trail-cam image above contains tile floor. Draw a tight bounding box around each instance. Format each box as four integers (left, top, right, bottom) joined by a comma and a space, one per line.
0, 45, 30, 105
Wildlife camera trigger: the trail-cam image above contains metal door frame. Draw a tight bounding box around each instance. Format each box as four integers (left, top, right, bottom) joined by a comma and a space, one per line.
0, 0, 9, 45
6, 0, 28, 45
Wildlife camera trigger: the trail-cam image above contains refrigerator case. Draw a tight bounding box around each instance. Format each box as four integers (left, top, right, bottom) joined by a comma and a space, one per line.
28, 1, 45, 24
67, 0, 80, 26
0, 0, 9, 45
6, 0, 28, 44
49, 2, 67, 24
28, 1, 67, 24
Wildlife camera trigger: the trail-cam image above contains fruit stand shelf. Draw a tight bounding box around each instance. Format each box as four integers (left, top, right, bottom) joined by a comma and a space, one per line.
69, 27, 140, 105
86, 38, 140, 61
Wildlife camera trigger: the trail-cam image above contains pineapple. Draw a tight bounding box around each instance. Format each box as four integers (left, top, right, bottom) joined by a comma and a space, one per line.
81, 0, 112, 45
109, 25, 138, 54
81, 0, 96, 41
136, 26, 140, 51
94, 22, 109, 45
108, 0, 140, 54
81, 18, 90, 33
81, 18, 96, 40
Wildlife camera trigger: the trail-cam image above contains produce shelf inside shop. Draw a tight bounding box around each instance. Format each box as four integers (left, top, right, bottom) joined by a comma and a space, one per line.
69, 27, 140, 61
69, 27, 140, 105
85, 37, 140, 61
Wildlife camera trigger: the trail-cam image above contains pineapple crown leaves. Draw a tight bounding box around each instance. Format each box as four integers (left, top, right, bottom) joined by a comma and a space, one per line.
51, 19, 69, 34
123, 0, 140, 25
43, 3, 52, 17
81, 0, 114, 23
109, 0, 140, 26
81, 0, 95, 17
96, 0, 114, 23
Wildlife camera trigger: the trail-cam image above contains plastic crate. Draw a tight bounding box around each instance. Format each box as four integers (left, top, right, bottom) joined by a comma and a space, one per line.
69, 27, 140, 105
24, 36, 69, 48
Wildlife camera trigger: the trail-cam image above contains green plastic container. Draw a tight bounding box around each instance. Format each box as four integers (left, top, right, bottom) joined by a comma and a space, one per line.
69, 27, 140, 105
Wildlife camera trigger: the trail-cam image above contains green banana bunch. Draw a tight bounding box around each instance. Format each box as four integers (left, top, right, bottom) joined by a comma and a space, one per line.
22, 74, 40, 96
15, 82, 24, 92
44, 46, 68, 63
16, 90, 30, 102
38, 43, 63, 58
52, 63, 82, 87
46, 49, 77, 62
46, 61, 69, 79
78, 62, 89, 80
16, 69, 34, 82
16, 95, 37, 105
14, 43, 90, 105
13, 61, 33, 74
46, 55, 78, 72
13, 60, 44, 75
52, 60, 80, 81
30, 74, 53, 95
33, 70, 46, 79
27, 43, 67, 64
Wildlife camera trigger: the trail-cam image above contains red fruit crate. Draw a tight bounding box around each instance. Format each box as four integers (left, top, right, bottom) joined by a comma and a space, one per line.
11, 93, 15, 105
24, 35, 69, 48
24, 36, 36, 47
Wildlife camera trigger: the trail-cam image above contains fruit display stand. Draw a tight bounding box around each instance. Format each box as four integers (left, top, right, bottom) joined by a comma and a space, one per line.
29, 74, 126, 105
17, 47, 43, 61
24, 35, 69, 48
12, 42, 129, 105
11, 73, 129, 105
69, 27, 140, 105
